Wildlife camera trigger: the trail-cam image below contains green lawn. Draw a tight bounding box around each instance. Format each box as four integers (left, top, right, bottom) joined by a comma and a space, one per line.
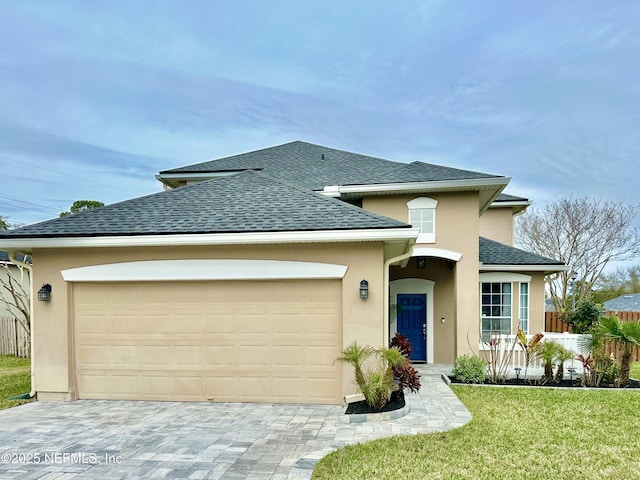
313, 385, 640, 480
631, 361, 640, 380
0, 355, 32, 410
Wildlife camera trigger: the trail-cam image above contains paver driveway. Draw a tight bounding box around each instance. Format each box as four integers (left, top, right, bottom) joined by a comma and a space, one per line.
0, 366, 470, 479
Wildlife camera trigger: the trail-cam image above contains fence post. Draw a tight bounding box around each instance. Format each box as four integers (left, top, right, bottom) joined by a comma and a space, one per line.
14, 317, 19, 357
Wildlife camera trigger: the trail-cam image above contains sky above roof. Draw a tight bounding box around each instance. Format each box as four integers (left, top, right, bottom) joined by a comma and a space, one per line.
0, 1, 638, 234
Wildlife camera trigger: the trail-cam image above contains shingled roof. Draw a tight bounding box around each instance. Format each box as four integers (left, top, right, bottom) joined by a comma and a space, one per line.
160, 141, 505, 190
0, 171, 410, 239
603, 294, 640, 313
479, 237, 564, 266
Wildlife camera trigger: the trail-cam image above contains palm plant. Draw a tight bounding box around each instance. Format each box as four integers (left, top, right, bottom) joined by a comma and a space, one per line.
336, 342, 374, 391
337, 343, 408, 409
554, 345, 575, 383
594, 315, 640, 386
360, 371, 393, 410
517, 330, 544, 383
539, 341, 561, 385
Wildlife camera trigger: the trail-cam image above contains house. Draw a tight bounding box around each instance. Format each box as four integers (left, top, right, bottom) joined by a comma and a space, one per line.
0, 141, 566, 404
604, 294, 640, 313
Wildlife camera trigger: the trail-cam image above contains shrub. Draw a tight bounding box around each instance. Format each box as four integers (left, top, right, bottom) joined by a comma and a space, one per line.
452, 354, 487, 384
390, 332, 413, 357
389, 333, 421, 393
394, 363, 422, 393
568, 301, 602, 334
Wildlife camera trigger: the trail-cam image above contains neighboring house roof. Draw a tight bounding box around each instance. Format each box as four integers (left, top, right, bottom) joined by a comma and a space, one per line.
603, 294, 640, 312
479, 237, 566, 272
545, 298, 557, 312
0, 171, 410, 239
159, 141, 506, 190
0, 251, 30, 264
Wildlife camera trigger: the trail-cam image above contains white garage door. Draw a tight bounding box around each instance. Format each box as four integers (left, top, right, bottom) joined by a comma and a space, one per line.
73, 280, 342, 404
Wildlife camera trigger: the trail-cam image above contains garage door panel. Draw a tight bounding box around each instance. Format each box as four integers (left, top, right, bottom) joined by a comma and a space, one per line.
78, 345, 108, 367
140, 346, 171, 366
74, 280, 342, 404
109, 345, 138, 366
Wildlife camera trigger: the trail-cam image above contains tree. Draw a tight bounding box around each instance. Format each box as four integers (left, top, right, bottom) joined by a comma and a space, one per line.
0, 216, 8, 231
516, 197, 640, 314
60, 200, 104, 217
0, 259, 31, 341
591, 264, 640, 304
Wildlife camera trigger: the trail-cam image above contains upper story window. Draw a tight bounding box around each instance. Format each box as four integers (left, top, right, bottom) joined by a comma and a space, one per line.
407, 197, 438, 243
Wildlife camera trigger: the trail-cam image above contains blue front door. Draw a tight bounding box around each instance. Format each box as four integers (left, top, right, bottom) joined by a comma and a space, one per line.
396, 294, 427, 361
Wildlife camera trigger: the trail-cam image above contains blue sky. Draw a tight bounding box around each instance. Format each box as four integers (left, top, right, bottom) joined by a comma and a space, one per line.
0, 1, 638, 229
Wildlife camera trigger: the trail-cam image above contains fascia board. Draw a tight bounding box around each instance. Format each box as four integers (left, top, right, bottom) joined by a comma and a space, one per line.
335, 177, 510, 194
490, 201, 531, 208
0, 228, 420, 251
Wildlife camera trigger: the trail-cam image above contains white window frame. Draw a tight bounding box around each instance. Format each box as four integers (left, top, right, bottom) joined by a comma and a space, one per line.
478, 273, 532, 346
407, 197, 438, 244
519, 282, 529, 334
480, 281, 513, 342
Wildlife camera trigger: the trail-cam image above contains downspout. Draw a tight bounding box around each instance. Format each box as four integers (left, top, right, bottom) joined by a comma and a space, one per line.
9, 252, 35, 398
383, 239, 416, 348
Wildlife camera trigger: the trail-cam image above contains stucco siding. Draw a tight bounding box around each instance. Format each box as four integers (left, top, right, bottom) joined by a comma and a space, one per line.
31, 242, 386, 401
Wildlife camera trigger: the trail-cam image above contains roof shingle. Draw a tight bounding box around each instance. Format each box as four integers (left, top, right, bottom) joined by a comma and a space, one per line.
0, 171, 410, 239
479, 237, 564, 266
160, 141, 504, 190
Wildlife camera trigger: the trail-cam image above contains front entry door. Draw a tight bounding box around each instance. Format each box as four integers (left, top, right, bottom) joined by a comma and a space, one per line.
396, 294, 426, 361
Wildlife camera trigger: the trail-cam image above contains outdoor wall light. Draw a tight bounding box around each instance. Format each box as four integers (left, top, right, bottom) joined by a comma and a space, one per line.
37, 284, 52, 302
359, 280, 369, 299
440, 317, 445, 324
417, 257, 426, 269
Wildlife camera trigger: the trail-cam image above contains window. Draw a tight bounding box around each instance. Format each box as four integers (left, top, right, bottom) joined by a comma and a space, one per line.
481, 282, 512, 341
519, 283, 529, 334
407, 197, 438, 243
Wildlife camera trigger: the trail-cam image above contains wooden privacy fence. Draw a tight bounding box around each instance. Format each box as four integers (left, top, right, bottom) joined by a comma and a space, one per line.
545, 310, 640, 363
545, 310, 640, 333
0, 316, 30, 358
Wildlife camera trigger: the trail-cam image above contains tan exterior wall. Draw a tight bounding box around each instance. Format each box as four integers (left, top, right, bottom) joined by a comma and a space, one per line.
479, 208, 514, 245
529, 273, 547, 334
390, 258, 456, 363
31, 242, 386, 400
365, 192, 480, 360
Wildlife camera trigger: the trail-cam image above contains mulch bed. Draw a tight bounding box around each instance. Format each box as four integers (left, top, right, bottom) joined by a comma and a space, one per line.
448, 376, 640, 389
345, 391, 405, 414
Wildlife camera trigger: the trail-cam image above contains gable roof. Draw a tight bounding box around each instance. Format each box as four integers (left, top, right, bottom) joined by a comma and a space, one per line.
603, 294, 640, 312
159, 141, 507, 191
0, 171, 411, 240
479, 237, 566, 272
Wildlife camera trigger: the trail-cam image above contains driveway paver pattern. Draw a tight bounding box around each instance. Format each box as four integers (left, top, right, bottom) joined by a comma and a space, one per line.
0, 365, 469, 479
